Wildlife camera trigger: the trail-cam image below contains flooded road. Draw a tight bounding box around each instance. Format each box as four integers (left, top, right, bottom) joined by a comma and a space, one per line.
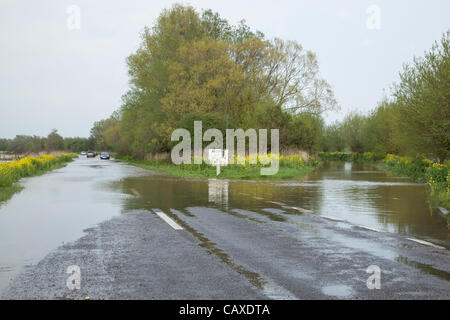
0, 158, 449, 299
0, 157, 143, 293
114, 161, 449, 242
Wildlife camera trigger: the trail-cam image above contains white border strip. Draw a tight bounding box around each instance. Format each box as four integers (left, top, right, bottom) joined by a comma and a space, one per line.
321, 215, 344, 222
153, 209, 183, 230
290, 206, 313, 213
406, 238, 445, 249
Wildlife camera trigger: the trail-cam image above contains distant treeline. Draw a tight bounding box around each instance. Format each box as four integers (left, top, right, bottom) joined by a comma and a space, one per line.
323, 31, 449, 162
0, 130, 91, 154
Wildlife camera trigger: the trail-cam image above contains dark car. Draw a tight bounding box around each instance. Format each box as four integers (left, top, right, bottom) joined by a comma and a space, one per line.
100, 152, 110, 160
86, 151, 96, 158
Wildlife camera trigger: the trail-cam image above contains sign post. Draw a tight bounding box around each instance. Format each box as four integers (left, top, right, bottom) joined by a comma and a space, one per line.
208, 149, 228, 176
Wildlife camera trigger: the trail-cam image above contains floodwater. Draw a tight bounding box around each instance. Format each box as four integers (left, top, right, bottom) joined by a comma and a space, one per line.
113, 161, 449, 242
0, 157, 142, 293
0, 158, 448, 294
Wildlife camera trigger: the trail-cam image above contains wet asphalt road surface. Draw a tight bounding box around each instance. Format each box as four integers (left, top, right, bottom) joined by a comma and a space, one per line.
0, 157, 449, 299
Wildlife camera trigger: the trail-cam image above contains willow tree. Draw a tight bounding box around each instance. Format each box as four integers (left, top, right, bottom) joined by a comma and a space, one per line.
394, 31, 450, 161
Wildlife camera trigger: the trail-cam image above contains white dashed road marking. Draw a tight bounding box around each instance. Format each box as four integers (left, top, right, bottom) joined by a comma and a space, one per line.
153, 209, 183, 230
290, 206, 313, 213
406, 238, 445, 249
321, 215, 344, 222
357, 225, 383, 233
267, 201, 286, 206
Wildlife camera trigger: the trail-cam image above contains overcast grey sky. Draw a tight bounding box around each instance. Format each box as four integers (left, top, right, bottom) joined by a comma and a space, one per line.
0, 0, 449, 138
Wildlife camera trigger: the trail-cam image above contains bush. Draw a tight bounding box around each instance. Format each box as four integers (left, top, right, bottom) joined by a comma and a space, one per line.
318, 151, 386, 162
425, 162, 449, 192
0, 154, 76, 188
382, 154, 430, 181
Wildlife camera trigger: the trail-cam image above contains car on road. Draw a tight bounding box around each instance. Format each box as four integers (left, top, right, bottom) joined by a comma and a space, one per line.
80, 151, 86, 156
86, 151, 96, 158
100, 152, 110, 160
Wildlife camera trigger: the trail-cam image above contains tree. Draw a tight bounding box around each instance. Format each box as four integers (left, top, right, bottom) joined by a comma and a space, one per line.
46, 129, 64, 151
363, 99, 402, 154
64, 137, 89, 152
0, 138, 10, 151
286, 113, 324, 153
89, 113, 119, 151
97, 4, 336, 158
161, 39, 245, 130
322, 123, 345, 152
340, 113, 368, 153
9, 135, 32, 154
394, 31, 450, 161
29, 135, 46, 153
258, 38, 338, 115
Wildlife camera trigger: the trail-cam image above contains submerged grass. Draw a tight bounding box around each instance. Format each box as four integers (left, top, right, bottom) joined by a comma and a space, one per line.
0, 184, 24, 203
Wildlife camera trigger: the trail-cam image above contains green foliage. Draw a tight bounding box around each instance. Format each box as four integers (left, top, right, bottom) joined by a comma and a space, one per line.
323, 31, 449, 161
0, 154, 77, 204
89, 113, 119, 151
0, 184, 23, 204
425, 163, 450, 209
119, 154, 318, 180
340, 113, 369, 153
285, 113, 323, 153
91, 4, 336, 158
9, 135, 34, 154
318, 151, 385, 162
0, 154, 77, 189
322, 123, 345, 152
382, 154, 430, 182
0, 138, 10, 151
46, 129, 64, 151
394, 31, 450, 161
425, 163, 449, 190
63, 137, 89, 152
2, 132, 89, 155
381, 154, 450, 208
352, 152, 386, 162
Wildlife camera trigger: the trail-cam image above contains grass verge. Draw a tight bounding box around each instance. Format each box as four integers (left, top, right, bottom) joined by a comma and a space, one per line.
0, 184, 24, 203
119, 157, 318, 180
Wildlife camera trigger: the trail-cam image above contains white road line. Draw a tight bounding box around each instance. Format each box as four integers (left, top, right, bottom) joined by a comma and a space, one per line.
406, 238, 445, 249
290, 206, 313, 213
268, 201, 286, 206
321, 215, 344, 222
153, 209, 183, 230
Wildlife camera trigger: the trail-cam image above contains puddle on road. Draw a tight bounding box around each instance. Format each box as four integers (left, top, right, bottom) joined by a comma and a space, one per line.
396, 256, 450, 282
321, 284, 355, 298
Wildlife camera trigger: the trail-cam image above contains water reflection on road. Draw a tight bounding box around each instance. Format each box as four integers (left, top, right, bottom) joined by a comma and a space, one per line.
113, 162, 449, 242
